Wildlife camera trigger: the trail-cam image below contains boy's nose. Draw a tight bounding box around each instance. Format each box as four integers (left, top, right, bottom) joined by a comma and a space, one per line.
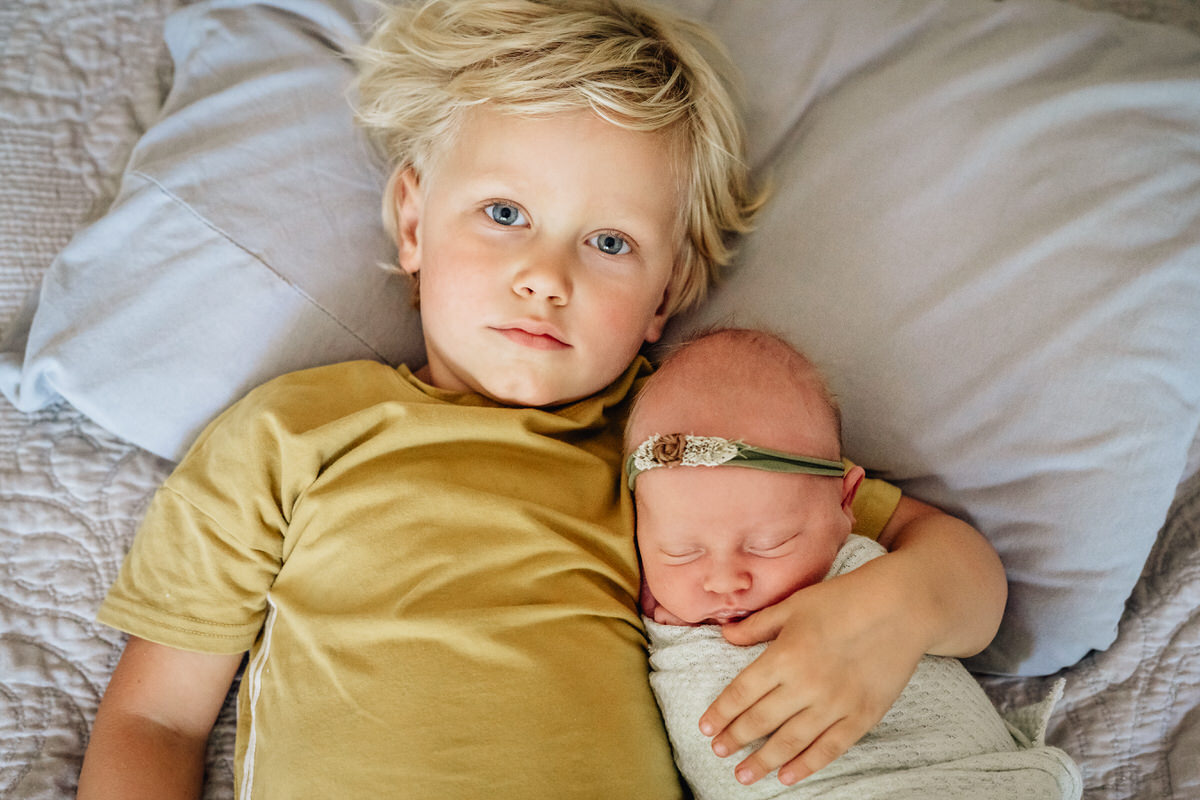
513, 254, 572, 306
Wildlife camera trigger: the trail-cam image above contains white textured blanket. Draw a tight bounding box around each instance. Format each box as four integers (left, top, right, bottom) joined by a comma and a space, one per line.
646, 536, 1083, 800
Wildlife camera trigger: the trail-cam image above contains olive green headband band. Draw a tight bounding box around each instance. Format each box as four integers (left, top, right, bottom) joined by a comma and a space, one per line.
625, 433, 845, 491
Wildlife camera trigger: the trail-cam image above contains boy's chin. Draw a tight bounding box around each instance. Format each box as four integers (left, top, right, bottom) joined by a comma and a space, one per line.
481, 384, 583, 408
476, 374, 601, 409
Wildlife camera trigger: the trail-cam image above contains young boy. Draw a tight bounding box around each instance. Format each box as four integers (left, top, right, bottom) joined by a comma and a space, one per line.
627, 329, 1080, 799
78, 1, 1005, 797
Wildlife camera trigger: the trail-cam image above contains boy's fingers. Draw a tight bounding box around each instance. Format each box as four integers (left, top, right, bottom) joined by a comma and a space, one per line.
720, 605, 784, 647
730, 707, 837, 785
699, 663, 776, 737
731, 714, 853, 787
708, 687, 796, 758
775, 723, 859, 786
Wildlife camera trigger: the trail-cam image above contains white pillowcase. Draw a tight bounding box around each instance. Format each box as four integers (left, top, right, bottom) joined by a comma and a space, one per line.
1, 0, 1198, 675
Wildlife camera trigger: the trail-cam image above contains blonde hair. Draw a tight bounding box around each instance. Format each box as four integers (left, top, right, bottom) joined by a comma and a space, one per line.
354, 0, 764, 316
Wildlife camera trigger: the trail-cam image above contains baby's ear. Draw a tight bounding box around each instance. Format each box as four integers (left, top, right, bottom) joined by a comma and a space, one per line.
840, 464, 866, 521
390, 167, 423, 276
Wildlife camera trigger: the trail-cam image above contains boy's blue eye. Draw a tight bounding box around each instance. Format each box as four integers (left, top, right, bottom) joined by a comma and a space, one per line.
590, 232, 631, 255
485, 202, 526, 226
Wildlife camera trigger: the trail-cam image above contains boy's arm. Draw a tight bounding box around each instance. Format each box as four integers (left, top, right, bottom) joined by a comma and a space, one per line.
698, 497, 1006, 787
873, 496, 1008, 656
78, 636, 244, 800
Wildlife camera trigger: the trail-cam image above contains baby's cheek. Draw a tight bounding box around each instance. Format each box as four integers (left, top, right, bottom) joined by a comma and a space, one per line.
648, 568, 695, 620
765, 559, 821, 602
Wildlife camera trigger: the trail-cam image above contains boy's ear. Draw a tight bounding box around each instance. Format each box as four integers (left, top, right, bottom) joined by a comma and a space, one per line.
391, 167, 423, 276
642, 288, 671, 344
840, 464, 866, 522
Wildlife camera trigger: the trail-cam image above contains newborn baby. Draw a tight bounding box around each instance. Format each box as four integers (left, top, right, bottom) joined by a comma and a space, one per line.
626, 328, 1081, 800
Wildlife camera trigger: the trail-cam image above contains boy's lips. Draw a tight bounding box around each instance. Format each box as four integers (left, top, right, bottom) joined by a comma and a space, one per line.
707, 609, 752, 624
494, 323, 570, 350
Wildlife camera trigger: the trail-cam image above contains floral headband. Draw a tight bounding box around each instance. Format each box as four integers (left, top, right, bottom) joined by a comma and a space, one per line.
626, 433, 845, 491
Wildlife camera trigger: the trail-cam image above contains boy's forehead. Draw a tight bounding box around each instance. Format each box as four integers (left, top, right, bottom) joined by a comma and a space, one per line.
430, 106, 685, 202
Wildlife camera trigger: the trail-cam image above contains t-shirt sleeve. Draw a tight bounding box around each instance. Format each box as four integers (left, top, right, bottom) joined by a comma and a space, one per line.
96, 370, 334, 653
96, 482, 279, 653
847, 462, 902, 541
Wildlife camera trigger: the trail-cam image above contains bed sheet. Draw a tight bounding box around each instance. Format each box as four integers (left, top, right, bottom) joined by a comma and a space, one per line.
1, 0, 1197, 797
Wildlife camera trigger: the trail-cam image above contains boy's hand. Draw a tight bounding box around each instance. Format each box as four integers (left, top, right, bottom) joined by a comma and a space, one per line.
698, 567, 923, 786
698, 497, 1006, 787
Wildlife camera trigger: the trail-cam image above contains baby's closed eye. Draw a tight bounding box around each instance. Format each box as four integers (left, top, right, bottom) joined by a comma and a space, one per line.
745, 534, 799, 557
659, 547, 703, 565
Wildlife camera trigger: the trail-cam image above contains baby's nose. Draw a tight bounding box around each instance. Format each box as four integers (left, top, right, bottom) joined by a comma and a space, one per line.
703, 562, 751, 595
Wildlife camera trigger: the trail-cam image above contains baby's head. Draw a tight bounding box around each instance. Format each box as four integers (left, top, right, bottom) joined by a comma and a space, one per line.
626, 329, 865, 625
354, 1, 765, 407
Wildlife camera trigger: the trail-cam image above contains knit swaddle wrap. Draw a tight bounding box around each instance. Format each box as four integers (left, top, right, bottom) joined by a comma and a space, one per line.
645, 535, 1082, 799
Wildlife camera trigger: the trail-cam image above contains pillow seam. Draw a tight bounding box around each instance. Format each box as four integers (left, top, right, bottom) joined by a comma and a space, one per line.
127, 170, 391, 361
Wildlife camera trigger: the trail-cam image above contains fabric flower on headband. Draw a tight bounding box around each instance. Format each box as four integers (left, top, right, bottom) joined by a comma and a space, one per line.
626, 434, 845, 490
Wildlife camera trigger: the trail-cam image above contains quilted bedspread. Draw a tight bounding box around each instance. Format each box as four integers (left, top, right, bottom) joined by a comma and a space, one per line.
1, 0, 1198, 797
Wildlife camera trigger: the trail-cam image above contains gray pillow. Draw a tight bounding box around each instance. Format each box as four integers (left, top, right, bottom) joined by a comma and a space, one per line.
668, 0, 1200, 675
0, 0, 422, 461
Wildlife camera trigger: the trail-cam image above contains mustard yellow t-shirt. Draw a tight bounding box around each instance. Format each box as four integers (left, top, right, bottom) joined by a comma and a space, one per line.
98, 357, 900, 798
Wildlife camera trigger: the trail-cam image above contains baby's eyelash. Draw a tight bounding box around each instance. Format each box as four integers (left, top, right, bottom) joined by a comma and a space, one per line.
747, 535, 798, 555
